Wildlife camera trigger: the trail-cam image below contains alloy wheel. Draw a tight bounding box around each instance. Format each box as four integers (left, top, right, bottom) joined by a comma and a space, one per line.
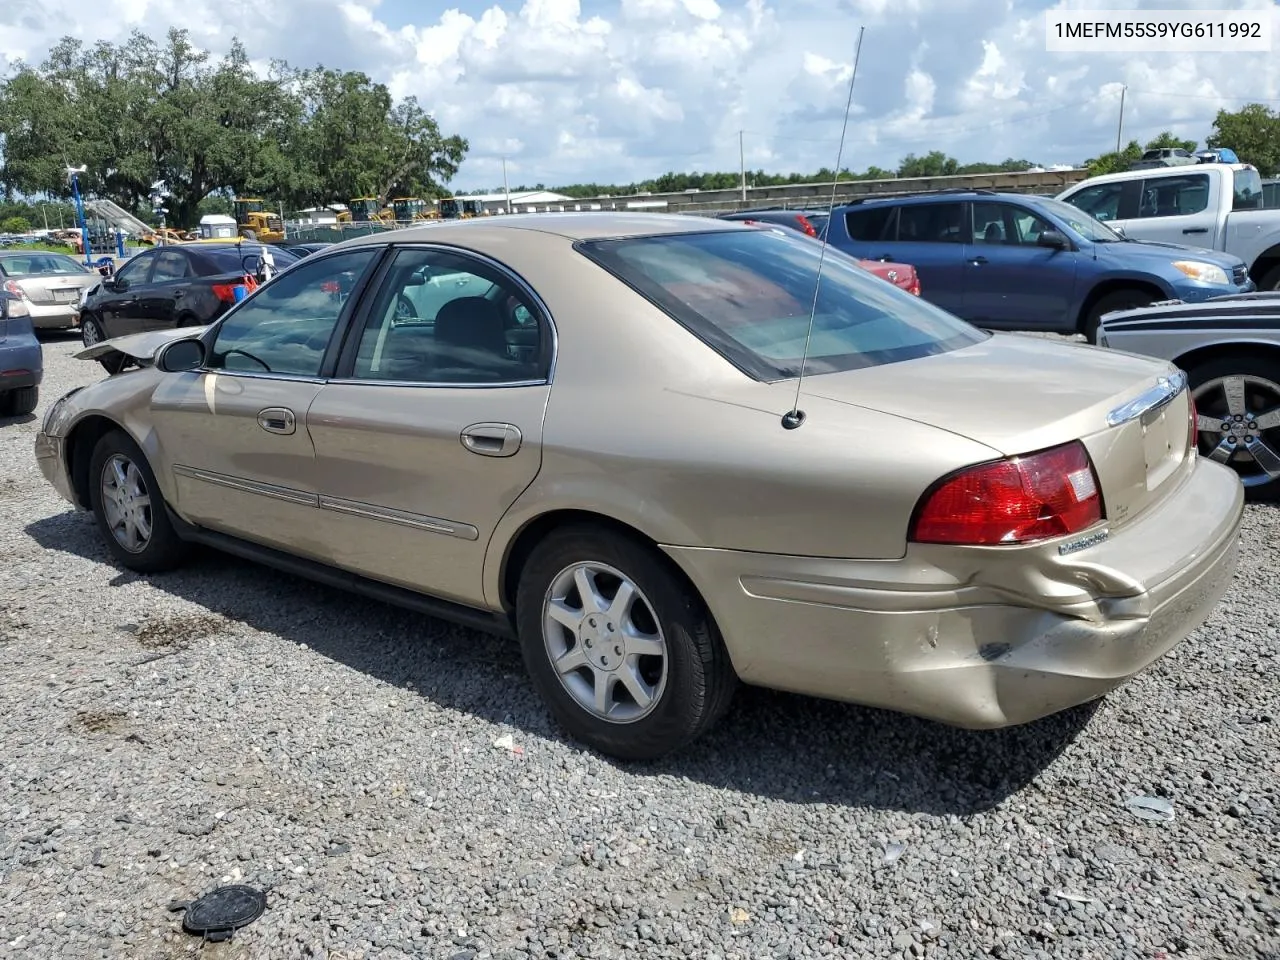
1193, 373, 1280, 487
99, 453, 153, 553
541, 561, 668, 723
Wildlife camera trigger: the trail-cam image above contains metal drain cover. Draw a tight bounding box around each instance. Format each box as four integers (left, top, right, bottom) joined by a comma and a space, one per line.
180, 885, 266, 942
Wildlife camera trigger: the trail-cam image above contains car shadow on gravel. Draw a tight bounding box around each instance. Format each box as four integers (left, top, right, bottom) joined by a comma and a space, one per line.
27, 511, 1096, 817
0, 412, 37, 426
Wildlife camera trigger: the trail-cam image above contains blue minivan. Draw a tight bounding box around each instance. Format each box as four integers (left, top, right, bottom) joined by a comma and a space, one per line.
824, 189, 1255, 341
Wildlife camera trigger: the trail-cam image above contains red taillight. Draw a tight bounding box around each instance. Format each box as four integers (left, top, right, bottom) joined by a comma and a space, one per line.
320, 280, 341, 294
3, 280, 27, 299
795, 215, 817, 237
910, 441, 1103, 546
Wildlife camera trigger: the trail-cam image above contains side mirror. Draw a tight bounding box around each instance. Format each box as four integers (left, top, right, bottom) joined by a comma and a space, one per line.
404, 271, 426, 287
1110, 224, 1127, 238
155, 337, 206, 373
1038, 229, 1069, 250
110, 276, 128, 292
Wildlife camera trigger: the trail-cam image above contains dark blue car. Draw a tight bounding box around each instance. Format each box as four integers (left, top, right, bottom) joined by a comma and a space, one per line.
825, 189, 1255, 341
0, 290, 42, 417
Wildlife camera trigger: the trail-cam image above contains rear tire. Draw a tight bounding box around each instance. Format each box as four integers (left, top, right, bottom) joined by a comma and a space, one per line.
1258, 265, 1280, 292
515, 524, 737, 761
1083, 290, 1157, 344
88, 430, 191, 573
2, 385, 38, 417
1186, 354, 1280, 500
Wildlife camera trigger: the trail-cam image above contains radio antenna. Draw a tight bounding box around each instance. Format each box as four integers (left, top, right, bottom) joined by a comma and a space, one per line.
782, 24, 865, 430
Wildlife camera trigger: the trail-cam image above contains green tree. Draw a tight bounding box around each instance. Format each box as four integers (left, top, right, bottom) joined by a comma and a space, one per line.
1208, 103, 1280, 175
1, 216, 31, 233
897, 151, 960, 178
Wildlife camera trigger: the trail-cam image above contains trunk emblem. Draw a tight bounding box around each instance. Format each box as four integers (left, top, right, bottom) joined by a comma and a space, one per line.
1059, 528, 1110, 555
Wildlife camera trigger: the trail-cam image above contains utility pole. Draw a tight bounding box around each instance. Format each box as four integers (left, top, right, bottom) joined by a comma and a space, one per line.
502, 158, 512, 215
739, 131, 747, 202
1115, 85, 1127, 154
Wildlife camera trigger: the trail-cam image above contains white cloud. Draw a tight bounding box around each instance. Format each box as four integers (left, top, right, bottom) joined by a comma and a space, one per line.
2, 0, 1279, 189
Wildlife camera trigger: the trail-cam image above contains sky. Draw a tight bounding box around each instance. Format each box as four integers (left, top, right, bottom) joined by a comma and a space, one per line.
2, 0, 1278, 192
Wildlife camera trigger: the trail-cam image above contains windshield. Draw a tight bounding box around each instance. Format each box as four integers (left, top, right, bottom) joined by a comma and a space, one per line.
0, 253, 90, 276
577, 229, 987, 380
1037, 197, 1125, 242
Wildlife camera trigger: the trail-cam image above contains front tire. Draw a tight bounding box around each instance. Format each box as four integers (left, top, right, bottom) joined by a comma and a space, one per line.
1187, 354, 1280, 500
88, 430, 191, 572
81, 315, 105, 349
515, 525, 737, 761
1083, 290, 1156, 344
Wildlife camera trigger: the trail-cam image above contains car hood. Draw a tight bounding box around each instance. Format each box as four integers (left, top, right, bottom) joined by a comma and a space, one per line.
1096, 238, 1245, 271
798, 331, 1176, 455
76, 325, 209, 363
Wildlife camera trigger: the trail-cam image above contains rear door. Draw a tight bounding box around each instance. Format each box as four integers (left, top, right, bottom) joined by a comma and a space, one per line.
304, 245, 552, 608
875, 201, 968, 315
962, 201, 1079, 330
1120, 171, 1220, 249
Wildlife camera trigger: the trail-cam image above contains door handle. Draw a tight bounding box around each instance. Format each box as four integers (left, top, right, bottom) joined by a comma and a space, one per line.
460, 422, 522, 457
257, 407, 296, 435
1182, 227, 1208, 234
875, 254, 893, 261
173, 289, 185, 299
969, 256, 988, 265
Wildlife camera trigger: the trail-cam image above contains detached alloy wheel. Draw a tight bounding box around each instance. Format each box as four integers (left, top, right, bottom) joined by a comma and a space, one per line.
516, 525, 737, 760
1188, 355, 1280, 499
88, 430, 191, 572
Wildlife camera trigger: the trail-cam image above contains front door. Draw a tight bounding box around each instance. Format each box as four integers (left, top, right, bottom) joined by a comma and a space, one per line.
138, 249, 194, 331
96, 249, 156, 338
306, 246, 552, 608
962, 201, 1079, 330
148, 246, 382, 556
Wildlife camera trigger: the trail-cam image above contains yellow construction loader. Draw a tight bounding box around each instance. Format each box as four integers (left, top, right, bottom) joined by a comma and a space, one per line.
390, 197, 438, 222
348, 198, 395, 224
232, 198, 285, 242
438, 198, 484, 219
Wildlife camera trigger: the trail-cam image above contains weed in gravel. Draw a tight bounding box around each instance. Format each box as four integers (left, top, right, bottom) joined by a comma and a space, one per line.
71, 709, 129, 735
134, 612, 226, 650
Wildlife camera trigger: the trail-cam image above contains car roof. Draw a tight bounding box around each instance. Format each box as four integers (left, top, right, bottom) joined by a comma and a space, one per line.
841, 190, 1039, 209
341, 212, 744, 245
1062, 162, 1250, 189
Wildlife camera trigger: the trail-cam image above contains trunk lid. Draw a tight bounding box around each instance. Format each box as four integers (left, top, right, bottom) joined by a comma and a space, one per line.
17, 273, 97, 306
800, 332, 1194, 529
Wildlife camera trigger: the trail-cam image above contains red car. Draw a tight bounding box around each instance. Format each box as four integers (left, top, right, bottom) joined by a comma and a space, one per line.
718, 209, 922, 296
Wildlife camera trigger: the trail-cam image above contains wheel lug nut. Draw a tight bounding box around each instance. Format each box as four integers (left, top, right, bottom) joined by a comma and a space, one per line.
614, 646, 622, 657
585, 639, 593, 648
601, 656, 609, 667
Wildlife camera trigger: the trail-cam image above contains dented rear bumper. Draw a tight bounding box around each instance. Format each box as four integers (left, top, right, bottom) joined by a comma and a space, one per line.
663, 456, 1244, 728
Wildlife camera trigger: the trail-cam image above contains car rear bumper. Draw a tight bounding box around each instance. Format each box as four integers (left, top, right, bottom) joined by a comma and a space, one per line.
27, 303, 81, 329
664, 456, 1243, 729
1, 342, 43, 388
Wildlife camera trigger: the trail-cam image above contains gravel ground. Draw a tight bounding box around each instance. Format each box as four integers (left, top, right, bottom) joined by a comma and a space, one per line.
1, 335, 1278, 960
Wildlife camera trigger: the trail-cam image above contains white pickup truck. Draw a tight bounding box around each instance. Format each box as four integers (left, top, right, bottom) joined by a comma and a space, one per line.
1057, 163, 1280, 290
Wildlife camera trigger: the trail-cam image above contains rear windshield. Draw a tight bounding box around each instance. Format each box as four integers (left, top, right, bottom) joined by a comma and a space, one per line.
0, 253, 89, 276
1232, 167, 1264, 210
577, 229, 986, 380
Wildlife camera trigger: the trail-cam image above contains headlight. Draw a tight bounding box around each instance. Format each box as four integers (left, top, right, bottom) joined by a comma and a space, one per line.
1172, 261, 1229, 285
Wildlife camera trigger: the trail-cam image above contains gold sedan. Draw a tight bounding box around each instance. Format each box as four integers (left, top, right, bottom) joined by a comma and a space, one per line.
33, 214, 1244, 760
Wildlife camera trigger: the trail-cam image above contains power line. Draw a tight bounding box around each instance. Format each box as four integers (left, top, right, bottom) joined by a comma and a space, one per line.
1126, 87, 1280, 104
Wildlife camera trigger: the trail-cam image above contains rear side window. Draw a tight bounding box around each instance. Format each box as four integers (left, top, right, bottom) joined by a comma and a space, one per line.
896, 202, 965, 243
1232, 167, 1264, 210
844, 206, 894, 241
1138, 174, 1209, 217
577, 229, 986, 381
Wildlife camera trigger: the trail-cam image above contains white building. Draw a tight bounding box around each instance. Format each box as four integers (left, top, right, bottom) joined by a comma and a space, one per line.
455, 190, 575, 214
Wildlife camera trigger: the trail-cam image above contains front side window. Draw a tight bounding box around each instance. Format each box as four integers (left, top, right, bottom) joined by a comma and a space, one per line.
1138, 174, 1210, 217
971, 203, 1055, 246
207, 248, 378, 377
577, 228, 986, 380
112, 251, 155, 286
1063, 182, 1124, 222
894, 202, 965, 243
349, 248, 546, 384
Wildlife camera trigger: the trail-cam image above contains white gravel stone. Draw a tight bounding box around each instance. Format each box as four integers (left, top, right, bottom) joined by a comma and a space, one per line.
1, 334, 1277, 959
